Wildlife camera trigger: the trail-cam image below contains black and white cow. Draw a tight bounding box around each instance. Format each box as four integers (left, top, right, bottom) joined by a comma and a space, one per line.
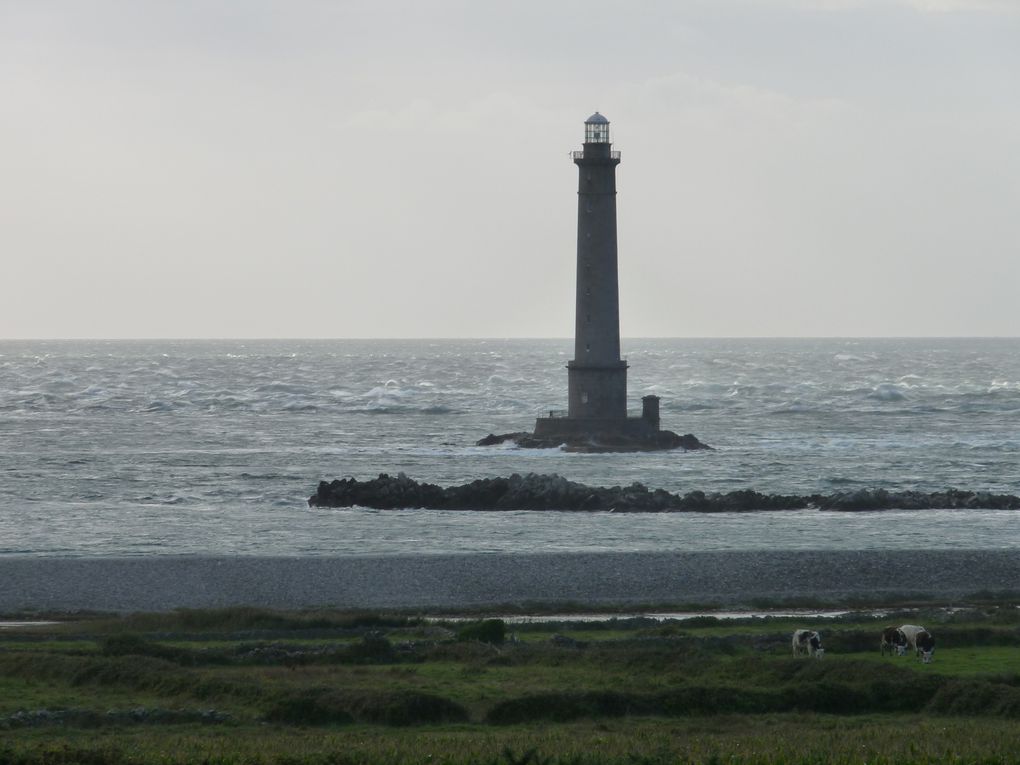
880, 626, 908, 656
792, 629, 824, 658
899, 624, 935, 663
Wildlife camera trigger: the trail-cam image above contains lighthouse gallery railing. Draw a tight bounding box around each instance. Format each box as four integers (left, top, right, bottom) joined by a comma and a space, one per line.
571, 151, 621, 160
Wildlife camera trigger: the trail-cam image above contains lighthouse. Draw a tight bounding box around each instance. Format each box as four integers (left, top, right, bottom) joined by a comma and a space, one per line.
479, 112, 709, 452
567, 111, 627, 421
528, 112, 694, 450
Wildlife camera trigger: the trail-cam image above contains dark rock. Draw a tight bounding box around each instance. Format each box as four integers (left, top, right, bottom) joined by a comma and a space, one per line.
676, 433, 711, 451
476, 432, 530, 447
476, 429, 713, 453
310, 472, 446, 510
308, 474, 1020, 514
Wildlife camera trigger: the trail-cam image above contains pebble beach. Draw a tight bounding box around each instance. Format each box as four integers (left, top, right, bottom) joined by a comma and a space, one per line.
4, 550, 1019, 614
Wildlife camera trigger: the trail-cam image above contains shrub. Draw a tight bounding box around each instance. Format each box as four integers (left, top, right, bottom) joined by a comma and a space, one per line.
101, 634, 168, 658
342, 634, 397, 663
425, 640, 505, 662
343, 691, 469, 726
938, 626, 1020, 647
656, 685, 782, 716
927, 679, 1020, 717
781, 681, 873, 714
486, 691, 652, 724
458, 619, 506, 645
263, 689, 355, 726
103, 608, 419, 635
99, 635, 215, 666
264, 689, 468, 726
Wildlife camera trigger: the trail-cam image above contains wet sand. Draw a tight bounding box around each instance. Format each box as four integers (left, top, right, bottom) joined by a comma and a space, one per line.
2, 550, 1018, 613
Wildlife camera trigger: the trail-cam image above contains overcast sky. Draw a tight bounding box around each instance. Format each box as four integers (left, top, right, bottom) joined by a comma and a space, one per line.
2, 0, 1018, 339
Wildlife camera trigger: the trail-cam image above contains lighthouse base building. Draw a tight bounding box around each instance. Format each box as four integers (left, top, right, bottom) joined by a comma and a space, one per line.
531, 393, 682, 450
478, 113, 709, 453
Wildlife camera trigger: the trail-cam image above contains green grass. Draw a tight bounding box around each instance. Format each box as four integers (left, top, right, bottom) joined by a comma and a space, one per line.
7, 716, 1020, 764
4, 606, 1020, 763
836, 646, 1020, 676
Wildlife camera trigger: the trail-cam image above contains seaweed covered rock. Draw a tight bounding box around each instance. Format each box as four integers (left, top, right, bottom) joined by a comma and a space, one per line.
308, 473, 1020, 513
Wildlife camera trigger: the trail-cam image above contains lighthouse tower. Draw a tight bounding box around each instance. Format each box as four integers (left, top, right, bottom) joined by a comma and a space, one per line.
567, 112, 627, 420
532, 112, 666, 448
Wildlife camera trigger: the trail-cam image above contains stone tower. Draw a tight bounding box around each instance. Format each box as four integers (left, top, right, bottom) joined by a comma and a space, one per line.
530, 112, 682, 449
567, 111, 627, 420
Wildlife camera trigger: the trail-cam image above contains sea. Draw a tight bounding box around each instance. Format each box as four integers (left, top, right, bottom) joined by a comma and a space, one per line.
2, 337, 1019, 558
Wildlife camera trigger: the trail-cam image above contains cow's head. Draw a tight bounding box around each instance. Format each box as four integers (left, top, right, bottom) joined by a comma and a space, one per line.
895, 629, 908, 655
917, 632, 935, 663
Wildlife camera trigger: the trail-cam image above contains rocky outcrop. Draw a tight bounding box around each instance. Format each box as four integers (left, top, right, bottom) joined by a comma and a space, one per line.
476, 430, 712, 452
307, 473, 1020, 513
816, 488, 1020, 511
476, 432, 532, 447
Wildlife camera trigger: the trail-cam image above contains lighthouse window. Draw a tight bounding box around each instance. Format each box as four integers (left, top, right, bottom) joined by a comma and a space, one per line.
585, 123, 610, 143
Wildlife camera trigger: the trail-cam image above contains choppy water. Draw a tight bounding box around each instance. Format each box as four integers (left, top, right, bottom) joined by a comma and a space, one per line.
1, 338, 1018, 557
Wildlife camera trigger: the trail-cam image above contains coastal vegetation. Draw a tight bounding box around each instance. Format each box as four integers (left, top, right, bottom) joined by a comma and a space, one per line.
3, 605, 1020, 764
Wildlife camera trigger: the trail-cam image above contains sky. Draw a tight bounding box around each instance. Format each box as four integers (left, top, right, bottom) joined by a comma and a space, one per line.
2, 0, 1018, 339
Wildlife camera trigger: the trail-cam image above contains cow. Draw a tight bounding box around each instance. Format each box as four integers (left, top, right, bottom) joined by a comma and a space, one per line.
792, 629, 824, 658
880, 626, 908, 656
899, 624, 935, 663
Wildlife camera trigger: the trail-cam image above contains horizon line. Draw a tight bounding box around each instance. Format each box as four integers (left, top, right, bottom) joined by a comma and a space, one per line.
3, 335, 1020, 342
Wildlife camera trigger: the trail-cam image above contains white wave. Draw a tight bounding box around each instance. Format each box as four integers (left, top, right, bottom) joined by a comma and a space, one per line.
868, 384, 907, 402
364, 382, 411, 397
639, 384, 672, 394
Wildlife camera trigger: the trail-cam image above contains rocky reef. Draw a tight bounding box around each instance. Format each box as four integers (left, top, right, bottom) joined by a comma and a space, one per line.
308, 473, 1020, 513
475, 430, 712, 452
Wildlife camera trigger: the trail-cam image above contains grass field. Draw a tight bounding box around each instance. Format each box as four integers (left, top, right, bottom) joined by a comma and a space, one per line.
2, 605, 1020, 764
